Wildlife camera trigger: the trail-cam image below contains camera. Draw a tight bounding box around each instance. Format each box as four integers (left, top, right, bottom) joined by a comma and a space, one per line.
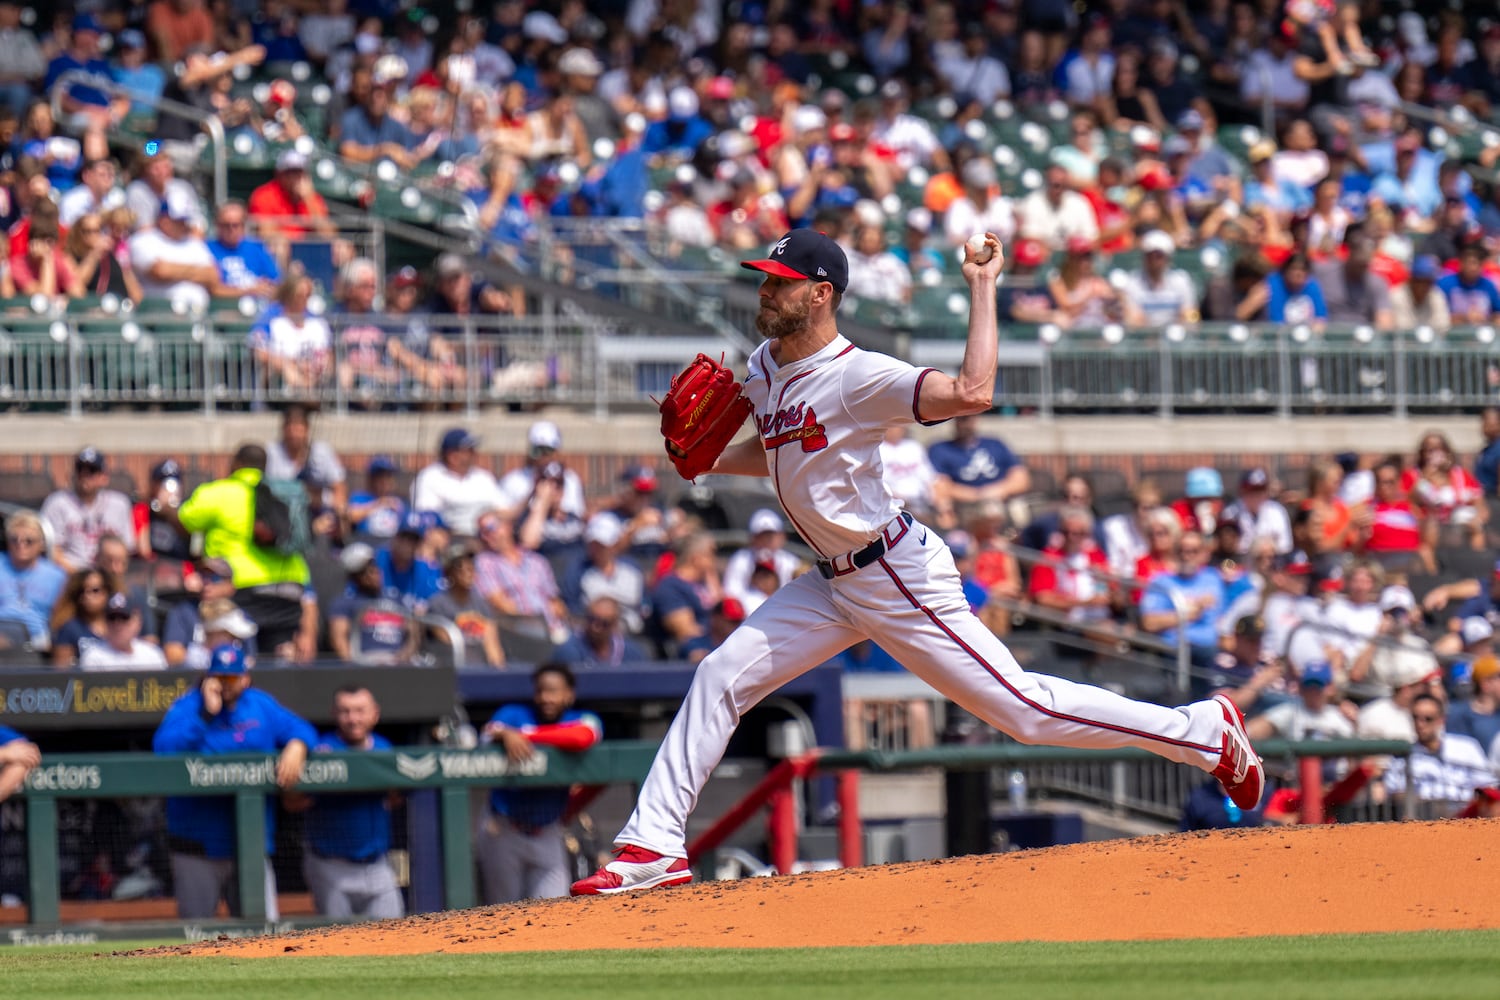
540, 460, 565, 484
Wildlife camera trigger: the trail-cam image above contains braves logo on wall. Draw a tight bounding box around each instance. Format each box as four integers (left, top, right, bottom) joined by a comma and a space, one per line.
759, 402, 828, 453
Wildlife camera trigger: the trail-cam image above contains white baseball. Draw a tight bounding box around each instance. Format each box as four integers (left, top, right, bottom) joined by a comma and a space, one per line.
967, 233, 994, 264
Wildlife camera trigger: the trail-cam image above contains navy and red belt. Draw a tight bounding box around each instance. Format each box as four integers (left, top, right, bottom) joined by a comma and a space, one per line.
816, 512, 914, 580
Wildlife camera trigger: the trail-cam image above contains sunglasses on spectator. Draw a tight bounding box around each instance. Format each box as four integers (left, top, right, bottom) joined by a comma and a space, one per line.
1412, 712, 1442, 722
587, 616, 619, 628
7, 534, 40, 545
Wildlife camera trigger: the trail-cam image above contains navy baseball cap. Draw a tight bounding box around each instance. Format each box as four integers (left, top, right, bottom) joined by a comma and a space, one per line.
207, 642, 249, 675
741, 229, 849, 294
397, 510, 427, 537
440, 427, 478, 453
105, 592, 137, 619
76, 446, 105, 470
368, 455, 398, 475
151, 458, 182, 481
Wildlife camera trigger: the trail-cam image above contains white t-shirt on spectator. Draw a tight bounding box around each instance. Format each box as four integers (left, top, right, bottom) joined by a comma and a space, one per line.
721, 547, 802, 615
58, 185, 126, 227
1323, 597, 1383, 662
128, 228, 215, 310
1271, 149, 1329, 191
257, 313, 332, 364
1221, 498, 1293, 555
944, 194, 1016, 248
1017, 190, 1099, 248
1101, 513, 1150, 579
40, 488, 135, 568
411, 463, 506, 537
1384, 735, 1495, 803
1254, 699, 1354, 742
1356, 697, 1416, 743
1120, 268, 1197, 326
935, 53, 1011, 105
880, 436, 937, 515
872, 113, 942, 170
79, 640, 168, 671
125, 178, 205, 232
843, 248, 912, 305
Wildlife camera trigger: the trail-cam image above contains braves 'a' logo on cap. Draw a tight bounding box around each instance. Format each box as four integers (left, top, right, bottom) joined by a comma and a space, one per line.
772, 236, 791, 255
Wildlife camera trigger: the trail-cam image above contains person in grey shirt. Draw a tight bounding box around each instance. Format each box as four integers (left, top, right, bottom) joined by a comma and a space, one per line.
1311, 228, 1394, 329
1121, 230, 1198, 327
0, 1, 46, 117
40, 446, 135, 573
264, 403, 347, 516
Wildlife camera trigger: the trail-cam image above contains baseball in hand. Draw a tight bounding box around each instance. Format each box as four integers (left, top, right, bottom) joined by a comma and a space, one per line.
967, 233, 995, 264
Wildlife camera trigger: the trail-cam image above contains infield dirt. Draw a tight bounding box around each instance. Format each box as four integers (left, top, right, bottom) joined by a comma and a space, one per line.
167, 820, 1497, 957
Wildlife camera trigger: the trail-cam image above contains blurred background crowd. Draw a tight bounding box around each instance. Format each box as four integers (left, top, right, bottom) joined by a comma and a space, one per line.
0, 0, 1496, 351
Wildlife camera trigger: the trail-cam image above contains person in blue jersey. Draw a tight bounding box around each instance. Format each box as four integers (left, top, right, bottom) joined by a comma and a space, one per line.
292, 686, 404, 919
374, 512, 443, 613
0, 723, 40, 801
152, 643, 315, 920
475, 662, 602, 903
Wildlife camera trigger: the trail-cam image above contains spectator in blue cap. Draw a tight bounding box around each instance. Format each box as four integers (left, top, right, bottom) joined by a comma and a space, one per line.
1171, 467, 1224, 536
45, 15, 121, 136
110, 28, 166, 117
410, 427, 504, 537
374, 511, 443, 613
349, 455, 409, 540
1391, 254, 1451, 333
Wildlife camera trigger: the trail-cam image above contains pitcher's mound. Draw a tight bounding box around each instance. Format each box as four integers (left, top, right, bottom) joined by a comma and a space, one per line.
186, 820, 1497, 957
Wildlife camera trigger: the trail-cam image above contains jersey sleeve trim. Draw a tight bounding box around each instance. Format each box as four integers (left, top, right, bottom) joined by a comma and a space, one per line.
912, 368, 948, 427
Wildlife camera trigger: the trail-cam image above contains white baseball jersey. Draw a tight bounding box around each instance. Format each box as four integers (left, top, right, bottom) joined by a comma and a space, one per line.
744, 334, 939, 558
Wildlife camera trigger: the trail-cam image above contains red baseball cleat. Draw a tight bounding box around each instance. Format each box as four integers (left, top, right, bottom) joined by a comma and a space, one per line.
1211, 694, 1265, 811
570, 845, 692, 896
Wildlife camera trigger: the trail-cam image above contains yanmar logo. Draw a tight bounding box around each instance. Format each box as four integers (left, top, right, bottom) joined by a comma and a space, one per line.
396, 752, 438, 780
758, 402, 828, 453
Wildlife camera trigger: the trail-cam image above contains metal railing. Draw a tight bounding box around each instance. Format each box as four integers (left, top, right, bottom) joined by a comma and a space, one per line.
912, 322, 1500, 419
49, 70, 228, 207
1001, 543, 1196, 696
532, 217, 758, 357
0, 303, 744, 416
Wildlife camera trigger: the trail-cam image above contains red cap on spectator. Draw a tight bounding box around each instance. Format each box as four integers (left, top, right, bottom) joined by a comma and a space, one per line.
1137, 163, 1173, 191
389, 266, 423, 290
1013, 239, 1047, 268
829, 123, 858, 143
717, 598, 747, 622
706, 76, 735, 101
1065, 236, 1095, 256
268, 79, 296, 107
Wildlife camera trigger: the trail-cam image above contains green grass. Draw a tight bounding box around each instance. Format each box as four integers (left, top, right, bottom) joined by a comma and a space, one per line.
1, 931, 1493, 1000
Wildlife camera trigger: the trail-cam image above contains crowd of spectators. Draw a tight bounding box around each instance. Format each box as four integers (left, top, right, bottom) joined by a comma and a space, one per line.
3, 402, 1499, 812
0, 0, 1499, 362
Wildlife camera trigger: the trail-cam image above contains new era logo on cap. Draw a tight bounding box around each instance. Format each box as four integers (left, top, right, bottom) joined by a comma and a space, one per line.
742, 229, 849, 294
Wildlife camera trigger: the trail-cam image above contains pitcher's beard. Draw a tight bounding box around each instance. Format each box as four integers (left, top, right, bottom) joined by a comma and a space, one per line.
755, 299, 811, 340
